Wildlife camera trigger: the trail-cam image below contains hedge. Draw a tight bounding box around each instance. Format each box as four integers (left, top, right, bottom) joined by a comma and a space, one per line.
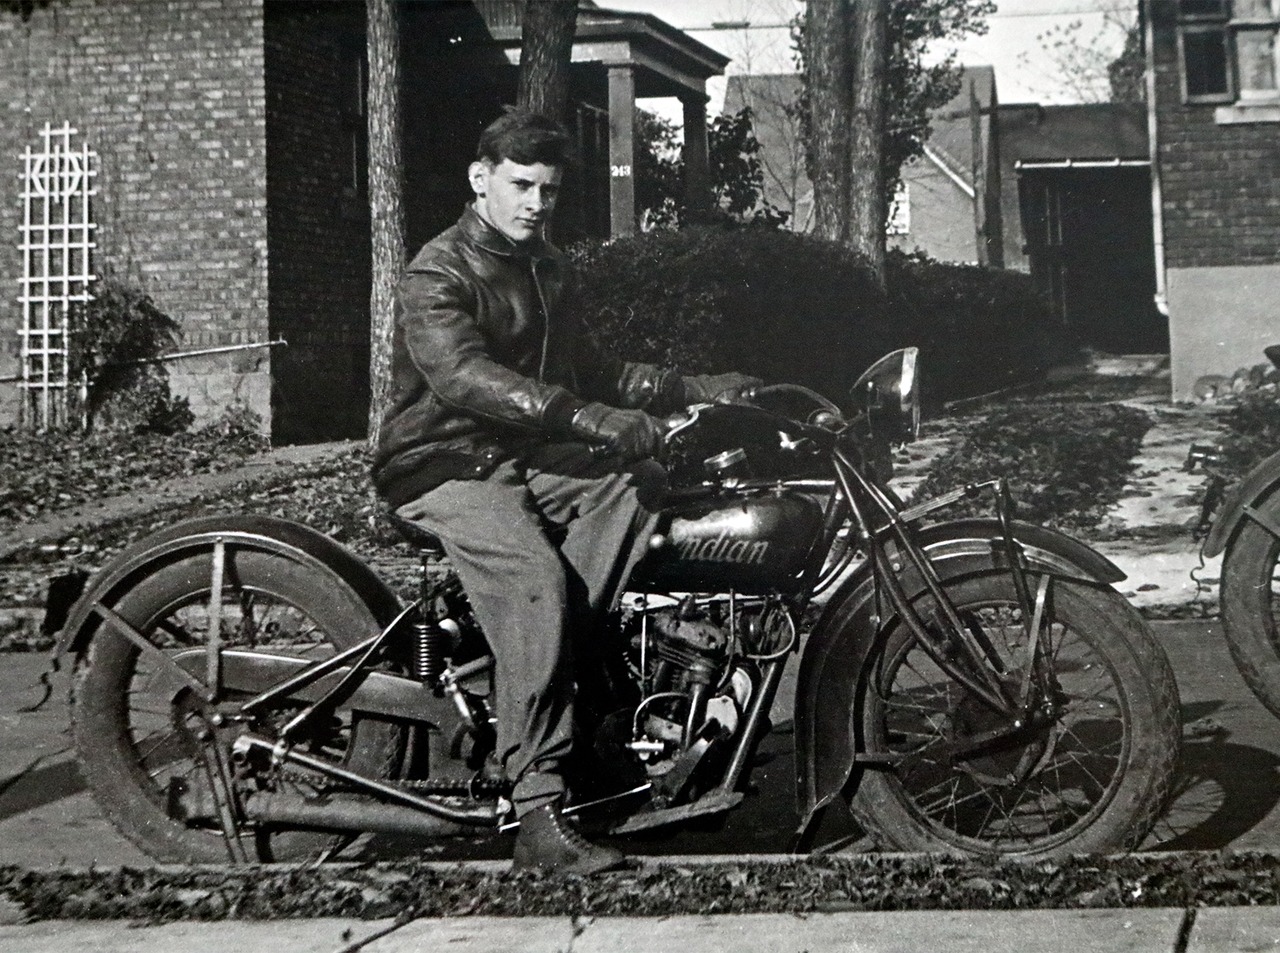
569, 227, 1071, 408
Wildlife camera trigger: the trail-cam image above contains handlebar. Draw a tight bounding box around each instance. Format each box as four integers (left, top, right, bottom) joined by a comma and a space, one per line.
585, 406, 703, 461
751, 383, 842, 416
586, 386, 846, 462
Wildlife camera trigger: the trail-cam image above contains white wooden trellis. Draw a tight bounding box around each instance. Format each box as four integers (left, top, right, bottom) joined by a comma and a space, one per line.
18, 122, 97, 431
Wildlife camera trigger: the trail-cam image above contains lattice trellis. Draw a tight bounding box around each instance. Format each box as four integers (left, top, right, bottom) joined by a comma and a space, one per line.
19, 122, 97, 431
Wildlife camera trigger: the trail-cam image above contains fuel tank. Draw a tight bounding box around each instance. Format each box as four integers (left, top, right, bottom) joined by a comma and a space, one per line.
631, 489, 825, 594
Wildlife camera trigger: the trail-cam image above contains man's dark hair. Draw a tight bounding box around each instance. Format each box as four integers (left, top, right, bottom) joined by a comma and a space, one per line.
476, 109, 574, 167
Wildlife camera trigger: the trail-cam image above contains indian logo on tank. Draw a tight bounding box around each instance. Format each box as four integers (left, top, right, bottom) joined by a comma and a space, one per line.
673, 533, 769, 565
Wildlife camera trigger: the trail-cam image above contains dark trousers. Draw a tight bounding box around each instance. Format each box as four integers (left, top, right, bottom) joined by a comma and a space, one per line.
395, 443, 665, 815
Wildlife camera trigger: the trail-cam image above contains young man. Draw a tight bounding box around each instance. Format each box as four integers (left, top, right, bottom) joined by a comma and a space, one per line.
371, 110, 758, 874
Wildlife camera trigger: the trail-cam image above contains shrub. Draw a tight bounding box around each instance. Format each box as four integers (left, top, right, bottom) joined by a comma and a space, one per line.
570, 226, 893, 402
68, 278, 192, 434
885, 250, 1072, 404
1215, 389, 1280, 484
570, 229, 1072, 408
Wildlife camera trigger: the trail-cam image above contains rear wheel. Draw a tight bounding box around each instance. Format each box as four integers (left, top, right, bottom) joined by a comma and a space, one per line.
850, 572, 1180, 857
72, 548, 405, 864
1220, 491, 1280, 719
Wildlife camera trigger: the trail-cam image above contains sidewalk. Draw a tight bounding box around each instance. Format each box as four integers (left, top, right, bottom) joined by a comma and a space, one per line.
1087, 394, 1226, 615
2, 906, 1276, 952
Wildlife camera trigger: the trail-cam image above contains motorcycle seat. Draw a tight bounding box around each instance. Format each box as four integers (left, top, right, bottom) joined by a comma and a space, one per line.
383, 510, 447, 556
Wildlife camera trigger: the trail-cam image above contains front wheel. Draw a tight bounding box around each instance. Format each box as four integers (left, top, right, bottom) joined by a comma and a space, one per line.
1220, 491, 1280, 719
849, 572, 1180, 858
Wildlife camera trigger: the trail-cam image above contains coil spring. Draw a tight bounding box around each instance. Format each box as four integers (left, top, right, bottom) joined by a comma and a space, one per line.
413, 621, 452, 684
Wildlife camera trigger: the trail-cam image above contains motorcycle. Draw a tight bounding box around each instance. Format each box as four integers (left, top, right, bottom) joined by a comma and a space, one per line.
51, 348, 1180, 864
1188, 344, 1280, 719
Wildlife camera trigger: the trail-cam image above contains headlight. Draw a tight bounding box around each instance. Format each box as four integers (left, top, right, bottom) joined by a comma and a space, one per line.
850, 347, 920, 445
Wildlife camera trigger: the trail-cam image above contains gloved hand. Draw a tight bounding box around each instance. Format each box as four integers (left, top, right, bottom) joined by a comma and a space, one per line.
570, 402, 665, 461
681, 372, 764, 405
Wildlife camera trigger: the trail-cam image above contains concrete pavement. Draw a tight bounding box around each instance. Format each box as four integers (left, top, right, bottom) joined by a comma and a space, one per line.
7, 906, 1280, 952
7, 619, 1280, 866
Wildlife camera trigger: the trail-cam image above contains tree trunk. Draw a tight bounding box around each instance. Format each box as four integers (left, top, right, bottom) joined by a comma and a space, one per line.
803, 0, 853, 243
517, 0, 577, 120
365, 0, 404, 449
847, 0, 888, 289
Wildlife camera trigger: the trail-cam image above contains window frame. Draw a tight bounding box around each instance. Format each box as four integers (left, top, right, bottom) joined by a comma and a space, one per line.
1177, 1, 1236, 103
1177, 0, 1280, 108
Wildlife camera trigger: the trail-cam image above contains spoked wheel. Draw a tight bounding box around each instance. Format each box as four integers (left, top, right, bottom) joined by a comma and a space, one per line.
1220, 491, 1280, 719
72, 548, 404, 864
850, 572, 1180, 858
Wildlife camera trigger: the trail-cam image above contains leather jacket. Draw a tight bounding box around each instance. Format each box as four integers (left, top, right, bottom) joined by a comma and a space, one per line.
372, 205, 679, 507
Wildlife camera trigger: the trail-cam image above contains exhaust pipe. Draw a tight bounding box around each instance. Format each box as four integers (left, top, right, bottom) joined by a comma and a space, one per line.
243, 792, 482, 838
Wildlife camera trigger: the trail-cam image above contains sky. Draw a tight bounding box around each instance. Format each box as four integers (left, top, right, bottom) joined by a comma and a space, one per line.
597, 0, 1134, 116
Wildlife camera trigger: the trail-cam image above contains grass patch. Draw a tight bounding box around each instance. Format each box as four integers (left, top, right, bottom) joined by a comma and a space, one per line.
911, 403, 1153, 532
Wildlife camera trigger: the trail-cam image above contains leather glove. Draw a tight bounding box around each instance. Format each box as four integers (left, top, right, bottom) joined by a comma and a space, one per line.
681, 372, 765, 405
570, 402, 665, 461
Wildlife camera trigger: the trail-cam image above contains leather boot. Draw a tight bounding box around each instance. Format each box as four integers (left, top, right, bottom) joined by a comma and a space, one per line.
512, 801, 628, 875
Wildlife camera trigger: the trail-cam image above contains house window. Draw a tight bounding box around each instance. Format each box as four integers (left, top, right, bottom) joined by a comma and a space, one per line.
1178, 0, 1280, 106
886, 183, 910, 236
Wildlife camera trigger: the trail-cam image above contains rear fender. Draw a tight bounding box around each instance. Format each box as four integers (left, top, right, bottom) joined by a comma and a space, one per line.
1202, 449, 1280, 557
793, 518, 1127, 843
55, 514, 404, 664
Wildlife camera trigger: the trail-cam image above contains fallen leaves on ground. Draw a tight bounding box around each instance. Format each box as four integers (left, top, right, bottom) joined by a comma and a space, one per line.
3, 852, 1280, 923
912, 403, 1153, 531
0, 425, 268, 536
0, 444, 419, 628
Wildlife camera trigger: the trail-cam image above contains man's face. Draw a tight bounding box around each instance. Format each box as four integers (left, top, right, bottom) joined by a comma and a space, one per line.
469, 157, 563, 244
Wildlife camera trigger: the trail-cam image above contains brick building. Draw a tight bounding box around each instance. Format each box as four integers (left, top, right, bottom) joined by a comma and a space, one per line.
0, 0, 368, 442
0, 0, 724, 442
1145, 0, 1280, 397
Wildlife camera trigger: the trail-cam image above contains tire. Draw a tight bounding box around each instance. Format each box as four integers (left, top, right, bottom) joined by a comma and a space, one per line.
849, 572, 1180, 858
1220, 491, 1280, 719
72, 548, 405, 864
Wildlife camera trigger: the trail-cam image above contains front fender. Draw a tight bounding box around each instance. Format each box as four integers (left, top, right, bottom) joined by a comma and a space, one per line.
1202, 448, 1280, 558
793, 518, 1127, 845
55, 514, 403, 664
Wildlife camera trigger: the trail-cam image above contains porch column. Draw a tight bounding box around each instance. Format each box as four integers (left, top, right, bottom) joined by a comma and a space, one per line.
607, 64, 636, 237
681, 91, 711, 217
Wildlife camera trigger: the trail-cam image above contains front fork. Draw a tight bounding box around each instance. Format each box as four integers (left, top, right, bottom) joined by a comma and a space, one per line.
840, 456, 1052, 720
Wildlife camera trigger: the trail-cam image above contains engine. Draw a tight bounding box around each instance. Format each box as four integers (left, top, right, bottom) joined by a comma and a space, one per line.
611, 591, 795, 793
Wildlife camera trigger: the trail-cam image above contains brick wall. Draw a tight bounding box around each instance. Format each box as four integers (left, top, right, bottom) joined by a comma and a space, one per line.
263, 0, 370, 445
0, 0, 271, 429
1150, 1, 1280, 396
1150, 1, 1280, 270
